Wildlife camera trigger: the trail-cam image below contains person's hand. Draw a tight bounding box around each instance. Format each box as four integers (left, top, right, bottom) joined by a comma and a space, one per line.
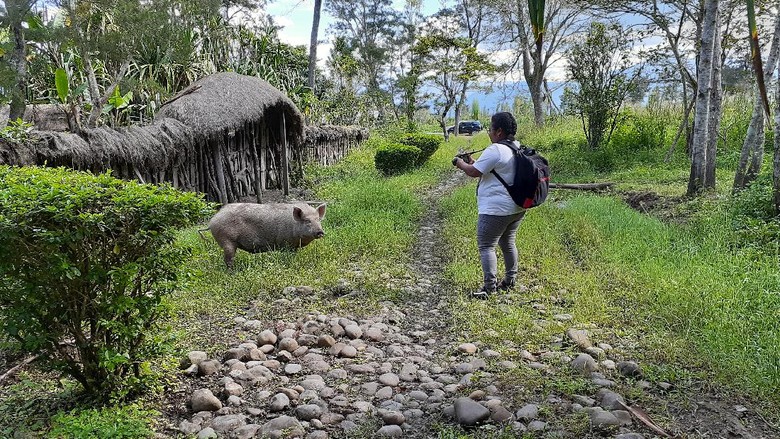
451, 157, 460, 167
463, 154, 474, 164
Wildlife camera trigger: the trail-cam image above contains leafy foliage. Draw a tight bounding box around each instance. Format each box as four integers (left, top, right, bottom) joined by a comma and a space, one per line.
397, 133, 442, 165
564, 22, 640, 150
374, 141, 420, 175
0, 166, 212, 399
0, 118, 34, 143
47, 404, 156, 439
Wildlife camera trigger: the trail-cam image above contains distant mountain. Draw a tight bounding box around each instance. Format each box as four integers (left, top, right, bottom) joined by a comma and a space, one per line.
422, 81, 568, 118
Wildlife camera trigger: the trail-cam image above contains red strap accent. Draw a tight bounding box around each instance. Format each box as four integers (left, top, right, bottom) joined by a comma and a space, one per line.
540, 176, 550, 181
523, 198, 534, 208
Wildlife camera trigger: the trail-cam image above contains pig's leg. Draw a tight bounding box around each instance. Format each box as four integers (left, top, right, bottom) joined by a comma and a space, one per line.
223, 245, 237, 270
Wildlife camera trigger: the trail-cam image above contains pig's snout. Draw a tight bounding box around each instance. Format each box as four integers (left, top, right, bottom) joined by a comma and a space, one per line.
316, 230, 325, 238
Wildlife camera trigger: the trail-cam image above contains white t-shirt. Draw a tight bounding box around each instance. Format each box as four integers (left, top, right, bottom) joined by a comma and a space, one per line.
473, 141, 524, 216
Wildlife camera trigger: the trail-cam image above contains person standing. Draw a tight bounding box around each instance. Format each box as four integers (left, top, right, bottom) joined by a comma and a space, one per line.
451, 112, 525, 299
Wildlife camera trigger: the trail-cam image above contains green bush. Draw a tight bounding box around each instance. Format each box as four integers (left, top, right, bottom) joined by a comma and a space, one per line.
0, 166, 211, 399
47, 404, 156, 439
374, 142, 420, 176
398, 133, 442, 165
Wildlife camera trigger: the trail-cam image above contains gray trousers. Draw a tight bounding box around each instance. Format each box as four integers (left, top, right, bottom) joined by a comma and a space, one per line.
477, 212, 525, 290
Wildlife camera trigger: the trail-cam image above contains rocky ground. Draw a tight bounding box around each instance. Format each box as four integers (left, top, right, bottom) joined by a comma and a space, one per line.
160, 172, 778, 438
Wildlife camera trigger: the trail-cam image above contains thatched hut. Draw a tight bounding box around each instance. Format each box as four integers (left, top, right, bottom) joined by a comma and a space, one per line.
154, 72, 305, 203
1, 72, 366, 203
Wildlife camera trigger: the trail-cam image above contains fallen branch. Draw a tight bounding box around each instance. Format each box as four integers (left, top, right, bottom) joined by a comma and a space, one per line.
617, 400, 671, 437
0, 355, 38, 384
549, 182, 615, 190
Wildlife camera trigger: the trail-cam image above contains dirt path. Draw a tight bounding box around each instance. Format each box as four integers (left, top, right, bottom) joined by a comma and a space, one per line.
165, 170, 778, 439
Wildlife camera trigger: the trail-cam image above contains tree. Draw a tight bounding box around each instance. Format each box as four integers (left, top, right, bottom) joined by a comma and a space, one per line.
733, 10, 780, 192
308, 0, 323, 92
564, 22, 639, 150
0, 0, 36, 121
687, 0, 719, 195
326, 0, 399, 123
416, 30, 493, 140
501, 0, 583, 127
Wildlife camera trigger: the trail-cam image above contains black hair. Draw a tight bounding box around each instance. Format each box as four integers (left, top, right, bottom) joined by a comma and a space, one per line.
490, 112, 517, 141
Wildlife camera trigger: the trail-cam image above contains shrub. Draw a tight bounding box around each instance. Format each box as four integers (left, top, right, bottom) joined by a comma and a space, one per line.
398, 133, 442, 165
0, 166, 211, 399
47, 404, 156, 439
374, 142, 420, 176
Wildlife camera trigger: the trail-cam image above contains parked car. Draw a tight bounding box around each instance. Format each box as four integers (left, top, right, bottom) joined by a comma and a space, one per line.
447, 120, 483, 135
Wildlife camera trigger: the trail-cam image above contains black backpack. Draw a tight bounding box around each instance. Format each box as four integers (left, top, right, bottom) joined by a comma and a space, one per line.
491, 139, 550, 209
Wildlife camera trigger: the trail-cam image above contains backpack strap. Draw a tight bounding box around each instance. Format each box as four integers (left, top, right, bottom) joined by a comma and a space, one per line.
490, 139, 519, 190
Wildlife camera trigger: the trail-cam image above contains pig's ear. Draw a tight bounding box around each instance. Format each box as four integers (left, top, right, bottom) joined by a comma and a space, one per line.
316, 203, 327, 220
293, 207, 304, 222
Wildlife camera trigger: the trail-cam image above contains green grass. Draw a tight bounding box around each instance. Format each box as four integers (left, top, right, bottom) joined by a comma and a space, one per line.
168, 134, 469, 352
440, 181, 780, 405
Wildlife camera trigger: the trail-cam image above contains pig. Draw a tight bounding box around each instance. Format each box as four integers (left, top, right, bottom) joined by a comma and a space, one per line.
204, 202, 327, 268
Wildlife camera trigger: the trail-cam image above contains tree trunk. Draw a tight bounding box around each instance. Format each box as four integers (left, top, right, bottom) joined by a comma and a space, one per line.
8, 4, 28, 121
773, 75, 780, 214
687, 0, 718, 196
307, 0, 322, 92
733, 12, 780, 192
704, 11, 723, 189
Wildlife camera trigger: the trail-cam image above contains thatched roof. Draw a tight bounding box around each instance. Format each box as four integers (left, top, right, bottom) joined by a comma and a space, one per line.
1, 104, 68, 131
155, 72, 304, 145
303, 125, 368, 145
0, 118, 193, 169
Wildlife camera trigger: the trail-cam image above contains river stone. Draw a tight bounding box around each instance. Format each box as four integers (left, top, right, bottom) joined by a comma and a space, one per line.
179, 420, 201, 435
600, 391, 626, 410
306, 431, 328, 439
349, 364, 376, 374
589, 408, 621, 427
296, 404, 323, 421
270, 393, 290, 412
211, 414, 246, 433
260, 416, 305, 438
376, 386, 393, 400
458, 343, 478, 354
278, 337, 299, 352
375, 425, 403, 437
615, 434, 645, 439
571, 353, 598, 374
328, 368, 348, 379
182, 351, 208, 368
515, 404, 539, 421
527, 420, 547, 431
617, 361, 643, 378
258, 330, 277, 346
379, 373, 400, 386
318, 335, 336, 347
196, 427, 217, 439
454, 397, 490, 426
565, 328, 592, 349
344, 325, 363, 339
191, 389, 222, 412
234, 424, 261, 439
198, 360, 221, 376
614, 409, 633, 425
399, 363, 417, 381
455, 363, 474, 374
284, 363, 303, 375
339, 345, 357, 358
365, 327, 384, 341
490, 405, 514, 422
224, 382, 243, 397
572, 394, 595, 407
382, 411, 405, 425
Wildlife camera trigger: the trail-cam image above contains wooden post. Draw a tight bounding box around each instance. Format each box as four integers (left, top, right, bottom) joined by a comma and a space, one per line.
212, 140, 228, 205
281, 112, 289, 196
260, 122, 267, 192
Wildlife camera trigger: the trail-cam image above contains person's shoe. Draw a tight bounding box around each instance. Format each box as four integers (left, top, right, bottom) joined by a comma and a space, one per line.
471, 287, 496, 300
497, 279, 515, 291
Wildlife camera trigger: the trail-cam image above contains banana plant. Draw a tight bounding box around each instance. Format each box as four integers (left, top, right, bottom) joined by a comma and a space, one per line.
747, 0, 771, 121
528, 0, 546, 53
